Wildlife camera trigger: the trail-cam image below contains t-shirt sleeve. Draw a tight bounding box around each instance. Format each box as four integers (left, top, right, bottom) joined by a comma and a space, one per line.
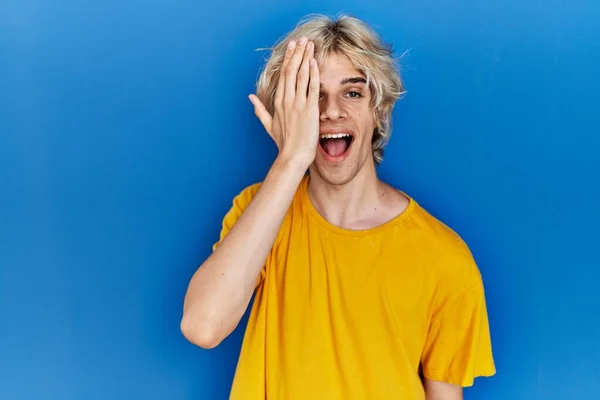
421, 249, 496, 387
212, 182, 266, 288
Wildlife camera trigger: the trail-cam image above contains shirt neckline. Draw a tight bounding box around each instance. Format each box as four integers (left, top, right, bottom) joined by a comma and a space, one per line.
300, 175, 417, 237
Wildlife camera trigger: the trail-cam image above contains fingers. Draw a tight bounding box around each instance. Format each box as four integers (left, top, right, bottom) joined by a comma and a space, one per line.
296, 41, 313, 102
274, 40, 296, 112
307, 57, 320, 107
284, 37, 309, 107
249, 94, 272, 135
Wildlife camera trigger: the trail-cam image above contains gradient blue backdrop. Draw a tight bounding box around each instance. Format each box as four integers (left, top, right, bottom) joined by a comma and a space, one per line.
1, 0, 599, 399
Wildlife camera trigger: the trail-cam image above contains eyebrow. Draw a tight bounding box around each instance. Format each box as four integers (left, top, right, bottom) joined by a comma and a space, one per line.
340, 77, 367, 85
320, 77, 367, 88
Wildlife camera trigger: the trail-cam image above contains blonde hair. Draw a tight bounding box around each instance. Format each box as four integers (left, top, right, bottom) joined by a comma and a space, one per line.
256, 14, 406, 164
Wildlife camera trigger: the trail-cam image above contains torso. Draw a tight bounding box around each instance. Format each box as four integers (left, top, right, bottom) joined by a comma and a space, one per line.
228, 176, 478, 399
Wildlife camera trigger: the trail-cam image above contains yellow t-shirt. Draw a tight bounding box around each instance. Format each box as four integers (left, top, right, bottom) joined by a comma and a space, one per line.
214, 176, 495, 399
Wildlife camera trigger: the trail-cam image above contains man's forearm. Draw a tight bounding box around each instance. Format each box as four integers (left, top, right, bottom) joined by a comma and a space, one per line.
181, 154, 307, 348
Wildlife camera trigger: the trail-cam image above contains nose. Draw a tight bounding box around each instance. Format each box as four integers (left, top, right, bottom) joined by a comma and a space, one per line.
319, 96, 346, 122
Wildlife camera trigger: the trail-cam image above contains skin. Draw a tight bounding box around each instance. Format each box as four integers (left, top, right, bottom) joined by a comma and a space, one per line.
307, 51, 409, 231
181, 36, 463, 399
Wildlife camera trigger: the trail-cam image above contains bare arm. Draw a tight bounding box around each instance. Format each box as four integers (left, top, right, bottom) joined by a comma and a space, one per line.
181, 157, 305, 348
180, 37, 320, 349
424, 379, 463, 400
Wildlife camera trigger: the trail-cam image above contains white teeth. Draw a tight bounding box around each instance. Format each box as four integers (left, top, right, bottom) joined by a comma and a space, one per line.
319, 133, 351, 139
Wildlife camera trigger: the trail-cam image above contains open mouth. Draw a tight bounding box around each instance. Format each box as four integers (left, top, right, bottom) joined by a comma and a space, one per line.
318, 133, 354, 160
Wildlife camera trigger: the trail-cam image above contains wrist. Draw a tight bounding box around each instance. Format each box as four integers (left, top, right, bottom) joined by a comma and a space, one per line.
273, 152, 311, 176
277, 148, 314, 171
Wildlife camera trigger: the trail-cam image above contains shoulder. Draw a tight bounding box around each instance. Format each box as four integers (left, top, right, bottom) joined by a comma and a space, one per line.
397, 199, 489, 322
217, 182, 264, 232
228, 181, 263, 210
235, 181, 263, 200
224, 178, 306, 231
405, 200, 483, 289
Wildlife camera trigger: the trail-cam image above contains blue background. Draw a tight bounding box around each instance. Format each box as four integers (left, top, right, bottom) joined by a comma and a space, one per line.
1, 0, 599, 399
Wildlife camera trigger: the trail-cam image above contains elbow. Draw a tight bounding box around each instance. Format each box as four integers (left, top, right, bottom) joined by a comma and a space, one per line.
180, 313, 224, 349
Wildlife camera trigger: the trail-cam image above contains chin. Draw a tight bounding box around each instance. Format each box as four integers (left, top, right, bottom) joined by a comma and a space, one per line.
311, 156, 359, 186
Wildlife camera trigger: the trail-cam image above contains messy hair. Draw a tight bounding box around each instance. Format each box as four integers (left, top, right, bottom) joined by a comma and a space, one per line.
255, 14, 405, 164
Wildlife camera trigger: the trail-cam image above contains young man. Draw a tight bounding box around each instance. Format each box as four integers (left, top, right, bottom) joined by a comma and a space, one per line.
181, 14, 495, 399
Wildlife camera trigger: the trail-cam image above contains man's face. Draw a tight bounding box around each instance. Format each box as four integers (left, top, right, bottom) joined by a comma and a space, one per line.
311, 52, 377, 186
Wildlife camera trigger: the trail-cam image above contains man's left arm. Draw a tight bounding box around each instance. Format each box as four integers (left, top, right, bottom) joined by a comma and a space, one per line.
420, 246, 496, 393
424, 379, 463, 400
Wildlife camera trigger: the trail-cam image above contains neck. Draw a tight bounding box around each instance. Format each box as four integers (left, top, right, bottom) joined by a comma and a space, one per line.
307, 159, 386, 230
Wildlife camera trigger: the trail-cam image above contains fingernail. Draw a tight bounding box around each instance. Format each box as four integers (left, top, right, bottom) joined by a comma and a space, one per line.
288, 41, 296, 50
299, 37, 307, 45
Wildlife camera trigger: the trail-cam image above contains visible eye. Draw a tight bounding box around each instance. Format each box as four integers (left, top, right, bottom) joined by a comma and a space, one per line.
346, 91, 362, 98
